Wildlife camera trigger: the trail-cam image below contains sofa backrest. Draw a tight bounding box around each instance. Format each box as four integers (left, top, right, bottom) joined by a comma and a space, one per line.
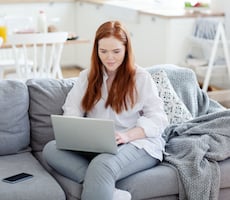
26, 78, 76, 152
0, 80, 30, 155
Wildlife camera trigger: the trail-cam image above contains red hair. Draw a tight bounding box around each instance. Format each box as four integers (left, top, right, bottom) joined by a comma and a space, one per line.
82, 21, 137, 114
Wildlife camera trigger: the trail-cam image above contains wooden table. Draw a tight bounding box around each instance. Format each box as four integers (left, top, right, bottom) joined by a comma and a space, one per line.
1, 38, 90, 49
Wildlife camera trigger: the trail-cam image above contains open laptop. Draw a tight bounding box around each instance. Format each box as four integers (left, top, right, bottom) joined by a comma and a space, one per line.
51, 115, 118, 154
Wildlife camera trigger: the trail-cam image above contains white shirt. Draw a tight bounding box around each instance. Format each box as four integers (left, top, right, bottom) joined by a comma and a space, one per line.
62, 66, 169, 161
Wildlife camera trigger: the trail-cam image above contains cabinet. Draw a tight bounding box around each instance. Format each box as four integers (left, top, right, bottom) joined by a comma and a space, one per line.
130, 15, 195, 67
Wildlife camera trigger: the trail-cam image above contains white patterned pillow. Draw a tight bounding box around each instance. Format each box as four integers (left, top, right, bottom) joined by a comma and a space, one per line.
151, 70, 193, 124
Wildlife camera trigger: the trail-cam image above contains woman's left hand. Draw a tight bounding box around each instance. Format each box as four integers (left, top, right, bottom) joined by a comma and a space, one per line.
115, 132, 130, 145
115, 127, 146, 145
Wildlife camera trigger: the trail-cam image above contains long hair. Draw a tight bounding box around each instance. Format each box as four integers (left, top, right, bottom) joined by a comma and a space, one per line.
82, 20, 136, 114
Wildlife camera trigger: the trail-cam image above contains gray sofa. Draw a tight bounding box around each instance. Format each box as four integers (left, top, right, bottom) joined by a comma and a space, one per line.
1, 64, 230, 200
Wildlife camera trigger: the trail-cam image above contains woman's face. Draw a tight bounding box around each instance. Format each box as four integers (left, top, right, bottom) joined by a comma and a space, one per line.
98, 36, 126, 74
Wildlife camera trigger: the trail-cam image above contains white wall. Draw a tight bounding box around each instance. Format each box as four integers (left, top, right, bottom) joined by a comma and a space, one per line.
0, 2, 77, 67
0, 1, 225, 68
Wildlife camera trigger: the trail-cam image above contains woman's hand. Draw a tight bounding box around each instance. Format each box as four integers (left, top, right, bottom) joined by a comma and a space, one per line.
115, 132, 130, 145
115, 127, 146, 145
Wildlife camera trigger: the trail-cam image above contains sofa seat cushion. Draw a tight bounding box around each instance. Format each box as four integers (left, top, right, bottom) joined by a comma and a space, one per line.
0, 152, 65, 200
35, 151, 180, 200
0, 80, 30, 155
116, 163, 179, 200
116, 158, 230, 200
34, 151, 82, 200
219, 159, 230, 189
26, 78, 76, 152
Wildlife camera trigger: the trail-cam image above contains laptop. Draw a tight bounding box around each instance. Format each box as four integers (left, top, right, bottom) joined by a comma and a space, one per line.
51, 115, 118, 154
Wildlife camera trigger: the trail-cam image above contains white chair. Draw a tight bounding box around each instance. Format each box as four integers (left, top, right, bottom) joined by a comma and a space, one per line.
6, 32, 68, 80
0, 16, 36, 79
0, 37, 6, 78
0, 47, 16, 79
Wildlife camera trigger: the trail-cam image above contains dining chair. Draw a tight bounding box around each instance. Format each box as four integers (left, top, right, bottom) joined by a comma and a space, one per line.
5, 32, 68, 80
0, 16, 35, 79
0, 36, 6, 78
0, 47, 17, 79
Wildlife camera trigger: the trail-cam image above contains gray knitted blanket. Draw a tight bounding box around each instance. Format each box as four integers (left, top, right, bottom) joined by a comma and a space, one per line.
163, 110, 230, 200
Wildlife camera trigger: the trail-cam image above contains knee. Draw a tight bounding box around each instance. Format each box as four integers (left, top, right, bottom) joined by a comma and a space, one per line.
42, 140, 58, 166
88, 154, 117, 178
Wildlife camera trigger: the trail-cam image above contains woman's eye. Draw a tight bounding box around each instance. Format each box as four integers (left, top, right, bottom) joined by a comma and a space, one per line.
114, 50, 120, 54
100, 50, 107, 54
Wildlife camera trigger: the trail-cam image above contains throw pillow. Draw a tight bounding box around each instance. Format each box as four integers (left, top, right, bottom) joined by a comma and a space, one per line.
27, 78, 76, 152
151, 70, 193, 124
0, 80, 30, 155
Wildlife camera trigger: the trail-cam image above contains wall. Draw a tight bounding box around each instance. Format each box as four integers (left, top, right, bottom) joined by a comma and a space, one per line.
0, 1, 77, 66
0, 0, 225, 68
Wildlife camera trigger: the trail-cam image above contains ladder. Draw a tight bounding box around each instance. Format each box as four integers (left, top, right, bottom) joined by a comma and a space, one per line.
202, 22, 230, 91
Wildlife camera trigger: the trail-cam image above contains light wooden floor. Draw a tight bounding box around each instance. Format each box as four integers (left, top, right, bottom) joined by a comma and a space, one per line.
3, 66, 83, 79
62, 66, 83, 78
208, 90, 230, 108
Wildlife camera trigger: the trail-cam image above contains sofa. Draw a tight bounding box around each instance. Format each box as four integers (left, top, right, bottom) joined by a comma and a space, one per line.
1, 64, 230, 200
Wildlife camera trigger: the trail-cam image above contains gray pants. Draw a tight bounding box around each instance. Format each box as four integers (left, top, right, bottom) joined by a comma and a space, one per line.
43, 140, 159, 200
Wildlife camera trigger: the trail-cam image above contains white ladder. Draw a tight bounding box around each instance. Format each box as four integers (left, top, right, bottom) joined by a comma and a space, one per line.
202, 22, 230, 91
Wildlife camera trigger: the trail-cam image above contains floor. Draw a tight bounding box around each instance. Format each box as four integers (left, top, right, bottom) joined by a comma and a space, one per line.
62, 66, 82, 78
3, 66, 83, 79
208, 90, 230, 108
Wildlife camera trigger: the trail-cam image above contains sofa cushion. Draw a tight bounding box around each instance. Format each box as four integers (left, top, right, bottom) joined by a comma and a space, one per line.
116, 158, 230, 200
0, 152, 65, 200
146, 64, 224, 117
34, 151, 83, 200
26, 78, 76, 152
0, 80, 30, 155
116, 163, 179, 200
151, 70, 193, 124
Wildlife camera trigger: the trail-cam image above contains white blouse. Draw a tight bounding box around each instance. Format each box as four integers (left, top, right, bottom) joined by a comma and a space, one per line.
62, 66, 169, 161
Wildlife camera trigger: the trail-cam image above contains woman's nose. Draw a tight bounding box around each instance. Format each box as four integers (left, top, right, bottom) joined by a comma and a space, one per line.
106, 52, 114, 59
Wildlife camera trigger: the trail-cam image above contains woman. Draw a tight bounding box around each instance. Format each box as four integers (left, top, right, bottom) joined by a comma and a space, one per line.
43, 20, 169, 200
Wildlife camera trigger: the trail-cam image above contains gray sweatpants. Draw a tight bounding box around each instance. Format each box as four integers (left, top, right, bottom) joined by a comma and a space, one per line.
43, 140, 159, 200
